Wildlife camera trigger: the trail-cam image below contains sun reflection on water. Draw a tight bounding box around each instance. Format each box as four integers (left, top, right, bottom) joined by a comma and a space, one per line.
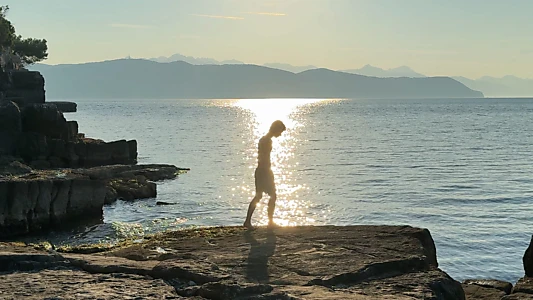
226, 98, 336, 226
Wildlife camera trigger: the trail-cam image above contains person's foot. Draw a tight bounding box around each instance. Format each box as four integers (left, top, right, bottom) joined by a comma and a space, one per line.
243, 221, 253, 229
268, 221, 280, 228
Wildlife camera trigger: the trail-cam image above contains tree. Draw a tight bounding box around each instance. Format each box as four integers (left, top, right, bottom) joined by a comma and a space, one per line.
13, 36, 48, 65
0, 5, 48, 67
0, 6, 15, 49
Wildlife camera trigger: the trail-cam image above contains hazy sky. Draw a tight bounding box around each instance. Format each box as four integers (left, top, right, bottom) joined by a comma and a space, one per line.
5, 0, 533, 78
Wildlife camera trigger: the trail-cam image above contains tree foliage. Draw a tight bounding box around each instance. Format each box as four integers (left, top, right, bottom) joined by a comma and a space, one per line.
13, 36, 48, 65
0, 5, 48, 66
0, 6, 15, 49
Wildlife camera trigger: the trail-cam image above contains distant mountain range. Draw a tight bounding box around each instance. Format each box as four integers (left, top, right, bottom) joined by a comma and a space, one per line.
29, 59, 482, 99
452, 76, 533, 97
341, 65, 426, 78
147, 54, 421, 77
149, 53, 245, 65
145, 53, 532, 97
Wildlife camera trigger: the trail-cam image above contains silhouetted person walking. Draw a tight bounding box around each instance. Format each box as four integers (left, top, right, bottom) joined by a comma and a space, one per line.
244, 120, 286, 228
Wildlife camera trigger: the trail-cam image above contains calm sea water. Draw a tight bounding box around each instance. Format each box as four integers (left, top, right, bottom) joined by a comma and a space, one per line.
58, 97, 533, 283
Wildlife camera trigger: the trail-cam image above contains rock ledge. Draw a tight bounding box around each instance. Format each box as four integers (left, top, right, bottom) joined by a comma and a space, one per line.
0, 225, 465, 299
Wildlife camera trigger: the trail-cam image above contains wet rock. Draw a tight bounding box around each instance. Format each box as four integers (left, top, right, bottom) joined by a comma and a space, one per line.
107, 175, 156, 201
156, 201, 176, 206
463, 278, 513, 294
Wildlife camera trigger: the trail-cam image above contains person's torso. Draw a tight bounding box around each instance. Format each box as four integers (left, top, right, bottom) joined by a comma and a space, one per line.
257, 136, 272, 169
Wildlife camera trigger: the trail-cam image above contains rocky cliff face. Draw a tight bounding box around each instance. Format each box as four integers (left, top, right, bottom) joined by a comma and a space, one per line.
0, 101, 138, 169
1, 70, 45, 106
0, 70, 185, 237
0, 172, 106, 237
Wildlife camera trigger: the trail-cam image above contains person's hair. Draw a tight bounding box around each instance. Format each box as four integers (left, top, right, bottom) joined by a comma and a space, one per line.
269, 120, 286, 133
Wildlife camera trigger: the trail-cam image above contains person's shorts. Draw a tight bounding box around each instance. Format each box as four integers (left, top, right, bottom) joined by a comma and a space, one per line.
255, 168, 276, 195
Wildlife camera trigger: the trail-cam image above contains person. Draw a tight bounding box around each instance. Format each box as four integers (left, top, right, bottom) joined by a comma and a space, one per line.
244, 120, 286, 228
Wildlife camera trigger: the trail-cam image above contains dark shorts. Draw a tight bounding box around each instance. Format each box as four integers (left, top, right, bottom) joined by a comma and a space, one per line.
255, 168, 276, 195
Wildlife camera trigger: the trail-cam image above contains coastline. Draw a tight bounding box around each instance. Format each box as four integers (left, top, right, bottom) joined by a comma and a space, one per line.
2, 225, 531, 299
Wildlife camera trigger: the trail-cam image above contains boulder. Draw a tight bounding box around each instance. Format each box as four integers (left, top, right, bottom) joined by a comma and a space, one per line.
107, 175, 156, 201
524, 235, 533, 277
0, 100, 22, 132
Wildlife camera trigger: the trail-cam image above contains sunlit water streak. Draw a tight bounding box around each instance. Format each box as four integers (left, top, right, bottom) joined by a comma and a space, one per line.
34, 97, 533, 284
228, 99, 338, 226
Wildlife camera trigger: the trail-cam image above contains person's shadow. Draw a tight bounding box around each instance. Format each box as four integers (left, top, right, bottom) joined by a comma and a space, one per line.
244, 228, 277, 283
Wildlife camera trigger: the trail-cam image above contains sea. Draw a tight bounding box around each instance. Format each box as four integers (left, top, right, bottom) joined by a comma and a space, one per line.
48, 97, 533, 283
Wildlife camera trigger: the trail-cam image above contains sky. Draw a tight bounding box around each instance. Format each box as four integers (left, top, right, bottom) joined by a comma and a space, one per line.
4, 0, 533, 78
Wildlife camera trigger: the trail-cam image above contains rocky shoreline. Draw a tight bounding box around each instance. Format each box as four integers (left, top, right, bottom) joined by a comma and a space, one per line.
1, 69, 188, 238
1, 225, 532, 299
2, 70, 532, 299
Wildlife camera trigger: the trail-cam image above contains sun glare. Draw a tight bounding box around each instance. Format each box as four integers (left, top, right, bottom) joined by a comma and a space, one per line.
230, 98, 333, 226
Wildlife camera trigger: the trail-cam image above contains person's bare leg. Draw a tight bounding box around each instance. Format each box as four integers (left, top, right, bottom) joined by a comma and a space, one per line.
244, 192, 262, 228
267, 193, 277, 226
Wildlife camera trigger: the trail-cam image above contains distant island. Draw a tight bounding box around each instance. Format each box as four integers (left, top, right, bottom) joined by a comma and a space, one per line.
31, 59, 482, 99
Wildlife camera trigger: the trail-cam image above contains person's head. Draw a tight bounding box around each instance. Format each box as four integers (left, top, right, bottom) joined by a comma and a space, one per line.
269, 120, 286, 137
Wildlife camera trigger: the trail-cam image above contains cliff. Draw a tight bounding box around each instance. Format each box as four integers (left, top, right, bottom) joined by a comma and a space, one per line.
0, 69, 186, 237
32, 59, 484, 99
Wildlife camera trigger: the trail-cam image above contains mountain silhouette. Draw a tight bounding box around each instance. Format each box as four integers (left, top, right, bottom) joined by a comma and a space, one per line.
149, 53, 245, 65
453, 76, 533, 97
262, 63, 318, 73
341, 65, 426, 78
30, 59, 483, 99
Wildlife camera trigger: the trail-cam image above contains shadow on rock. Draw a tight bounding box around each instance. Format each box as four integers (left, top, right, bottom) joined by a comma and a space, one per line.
244, 228, 277, 283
